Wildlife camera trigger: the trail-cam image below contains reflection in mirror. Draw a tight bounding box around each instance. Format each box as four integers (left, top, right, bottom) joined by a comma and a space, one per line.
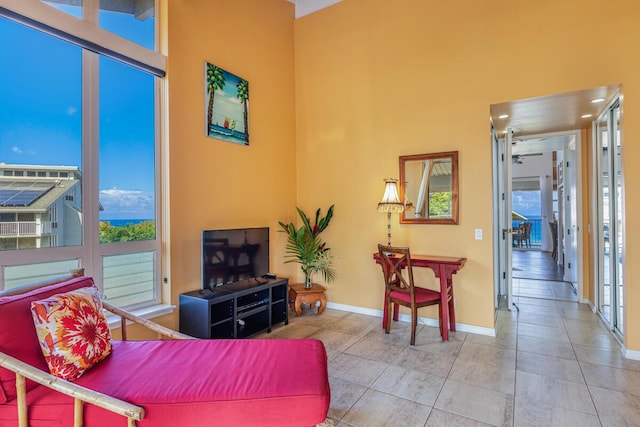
399, 151, 458, 224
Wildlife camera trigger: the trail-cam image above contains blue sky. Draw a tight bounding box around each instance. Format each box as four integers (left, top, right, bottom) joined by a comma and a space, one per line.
0, 7, 156, 220
513, 190, 541, 217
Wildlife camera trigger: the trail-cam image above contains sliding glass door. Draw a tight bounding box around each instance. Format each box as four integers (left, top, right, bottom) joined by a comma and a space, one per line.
596, 101, 623, 336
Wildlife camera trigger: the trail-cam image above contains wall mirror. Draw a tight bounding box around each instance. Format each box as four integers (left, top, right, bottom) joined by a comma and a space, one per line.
399, 151, 459, 224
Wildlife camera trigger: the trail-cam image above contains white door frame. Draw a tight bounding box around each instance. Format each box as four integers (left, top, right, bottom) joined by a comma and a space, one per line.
492, 129, 584, 304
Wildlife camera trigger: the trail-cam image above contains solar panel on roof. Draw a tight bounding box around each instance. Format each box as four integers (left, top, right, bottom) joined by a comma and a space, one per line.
0, 187, 52, 207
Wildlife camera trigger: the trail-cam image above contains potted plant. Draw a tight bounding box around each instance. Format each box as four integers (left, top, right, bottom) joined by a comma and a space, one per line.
279, 205, 336, 288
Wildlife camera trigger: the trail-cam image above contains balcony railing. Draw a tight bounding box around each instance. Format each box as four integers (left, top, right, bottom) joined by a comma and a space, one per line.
512, 218, 543, 247
0, 222, 52, 237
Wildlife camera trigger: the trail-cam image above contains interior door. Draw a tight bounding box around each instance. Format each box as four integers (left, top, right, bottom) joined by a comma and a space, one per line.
496, 128, 514, 309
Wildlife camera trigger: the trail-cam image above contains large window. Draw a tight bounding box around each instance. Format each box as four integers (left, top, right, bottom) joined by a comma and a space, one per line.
0, 0, 164, 309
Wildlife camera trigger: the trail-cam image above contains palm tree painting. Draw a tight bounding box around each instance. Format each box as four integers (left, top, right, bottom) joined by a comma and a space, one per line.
204, 62, 249, 145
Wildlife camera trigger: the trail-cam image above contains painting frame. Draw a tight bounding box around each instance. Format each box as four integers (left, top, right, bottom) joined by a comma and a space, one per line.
204, 62, 250, 146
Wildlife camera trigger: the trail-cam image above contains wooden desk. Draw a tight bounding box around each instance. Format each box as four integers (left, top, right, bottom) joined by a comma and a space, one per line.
289, 283, 327, 316
373, 253, 467, 341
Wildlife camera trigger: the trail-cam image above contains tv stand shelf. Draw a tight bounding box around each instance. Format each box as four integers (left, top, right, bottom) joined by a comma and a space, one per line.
179, 278, 289, 339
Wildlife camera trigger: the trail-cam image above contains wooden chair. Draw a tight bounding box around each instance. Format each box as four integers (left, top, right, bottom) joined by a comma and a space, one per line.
377, 244, 442, 345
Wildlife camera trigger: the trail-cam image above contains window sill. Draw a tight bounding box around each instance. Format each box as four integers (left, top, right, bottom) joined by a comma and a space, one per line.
105, 304, 175, 330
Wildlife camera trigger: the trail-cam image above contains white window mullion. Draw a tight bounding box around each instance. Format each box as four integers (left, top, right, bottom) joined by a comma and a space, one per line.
0, 0, 165, 75
82, 49, 101, 284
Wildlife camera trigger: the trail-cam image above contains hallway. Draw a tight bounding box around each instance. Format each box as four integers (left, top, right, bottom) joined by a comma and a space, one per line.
511, 249, 577, 302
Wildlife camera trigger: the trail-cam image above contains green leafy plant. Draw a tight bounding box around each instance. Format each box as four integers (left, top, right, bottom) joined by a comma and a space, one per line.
278, 205, 336, 285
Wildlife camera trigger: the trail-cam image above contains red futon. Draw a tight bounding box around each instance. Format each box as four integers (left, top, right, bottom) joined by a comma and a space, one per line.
0, 275, 330, 426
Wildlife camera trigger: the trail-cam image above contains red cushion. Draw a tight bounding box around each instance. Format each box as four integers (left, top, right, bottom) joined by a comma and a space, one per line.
0, 276, 94, 403
0, 339, 330, 427
390, 286, 440, 304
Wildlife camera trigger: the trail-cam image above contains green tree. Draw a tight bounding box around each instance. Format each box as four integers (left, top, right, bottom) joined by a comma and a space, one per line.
236, 78, 249, 143
206, 64, 225, 132
99, 221, 156, 243
428, 192, 451, 217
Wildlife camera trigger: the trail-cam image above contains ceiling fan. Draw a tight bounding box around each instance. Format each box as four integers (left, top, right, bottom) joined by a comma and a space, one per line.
512, 153, 543, 164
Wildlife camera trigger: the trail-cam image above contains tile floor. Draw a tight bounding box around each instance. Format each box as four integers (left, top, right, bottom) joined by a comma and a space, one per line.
258, 297, 640, 427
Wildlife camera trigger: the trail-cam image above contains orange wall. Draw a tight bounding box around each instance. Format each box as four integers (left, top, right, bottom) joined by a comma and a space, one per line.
294, 0, 640, 347
165, 0, 298, 329
163, 0, 640, 351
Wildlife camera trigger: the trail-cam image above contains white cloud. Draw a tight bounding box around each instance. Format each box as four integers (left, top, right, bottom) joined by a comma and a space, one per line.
66, 106, 78, 116
99, 188, 154, 219
11, 146, 22, 154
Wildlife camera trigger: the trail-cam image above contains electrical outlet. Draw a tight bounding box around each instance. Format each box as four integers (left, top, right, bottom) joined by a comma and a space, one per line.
475, 229, 483, 240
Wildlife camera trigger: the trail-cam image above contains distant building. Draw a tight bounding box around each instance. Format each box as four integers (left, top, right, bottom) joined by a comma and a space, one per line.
0, 164, 82, 250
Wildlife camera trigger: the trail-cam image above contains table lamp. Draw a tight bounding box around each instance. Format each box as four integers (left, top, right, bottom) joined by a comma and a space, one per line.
377, 178, 405, 246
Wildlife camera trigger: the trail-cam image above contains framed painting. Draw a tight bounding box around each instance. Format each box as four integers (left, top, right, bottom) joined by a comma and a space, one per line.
204, 62, 249, 145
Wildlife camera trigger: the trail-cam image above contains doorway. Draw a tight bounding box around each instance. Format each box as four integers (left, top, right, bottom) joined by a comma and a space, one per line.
490, 85, 620, 311
493, 130, 582, 308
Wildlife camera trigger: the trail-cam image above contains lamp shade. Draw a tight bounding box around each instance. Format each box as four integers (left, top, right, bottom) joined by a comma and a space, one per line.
377, 178, 404, 213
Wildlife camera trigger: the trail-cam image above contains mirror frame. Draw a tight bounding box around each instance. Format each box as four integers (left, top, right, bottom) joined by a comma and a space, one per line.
399, 151, 459, 225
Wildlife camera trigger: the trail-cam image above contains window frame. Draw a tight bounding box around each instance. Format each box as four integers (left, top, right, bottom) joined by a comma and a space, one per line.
0, 0, 166, 310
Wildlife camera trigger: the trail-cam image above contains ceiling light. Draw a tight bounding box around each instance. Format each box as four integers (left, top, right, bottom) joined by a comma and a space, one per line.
498, 114, 509, 119
581, 114, 593, 119
591, 98, 605, 103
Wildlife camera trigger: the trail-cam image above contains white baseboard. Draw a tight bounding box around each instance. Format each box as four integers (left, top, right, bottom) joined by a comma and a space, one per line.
622, 346, 640, 361
325, 302, 496, 337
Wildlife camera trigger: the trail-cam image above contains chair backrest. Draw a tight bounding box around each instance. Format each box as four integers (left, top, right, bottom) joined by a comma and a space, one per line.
377, 244, 416, 300
522, 222, 532, 238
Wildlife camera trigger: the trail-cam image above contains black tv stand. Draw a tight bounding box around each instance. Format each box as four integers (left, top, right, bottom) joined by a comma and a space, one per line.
179, 278, 288, 339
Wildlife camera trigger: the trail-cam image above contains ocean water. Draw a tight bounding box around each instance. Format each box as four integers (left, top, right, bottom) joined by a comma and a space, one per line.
102, 219, 152, 227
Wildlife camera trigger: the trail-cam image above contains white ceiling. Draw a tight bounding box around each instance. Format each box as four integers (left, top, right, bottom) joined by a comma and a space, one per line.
289, 0, 343, 19
491, 84, 620, 141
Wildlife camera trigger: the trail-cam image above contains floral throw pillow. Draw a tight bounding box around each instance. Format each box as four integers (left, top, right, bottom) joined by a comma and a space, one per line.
30, 286, 112, 381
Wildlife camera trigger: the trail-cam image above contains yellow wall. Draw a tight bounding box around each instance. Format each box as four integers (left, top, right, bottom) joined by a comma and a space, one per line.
163, 0, 640, 351
165, 0, 298, 330
294, 0, 640, 347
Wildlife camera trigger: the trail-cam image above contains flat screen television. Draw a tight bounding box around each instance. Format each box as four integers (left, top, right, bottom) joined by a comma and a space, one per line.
202, 227, 270, 289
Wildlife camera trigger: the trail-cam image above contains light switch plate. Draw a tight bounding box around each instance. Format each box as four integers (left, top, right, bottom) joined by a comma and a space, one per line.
475, 229, 483, 240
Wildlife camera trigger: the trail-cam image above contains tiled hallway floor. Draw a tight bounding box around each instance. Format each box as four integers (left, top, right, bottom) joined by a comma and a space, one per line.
259, 298, 640, 426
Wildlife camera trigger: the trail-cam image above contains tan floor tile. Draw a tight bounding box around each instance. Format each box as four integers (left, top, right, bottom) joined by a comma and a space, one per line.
515, 371, 596, 414
392, 347, 456, 378
329, 353, 389, 387
344, 337, 404, 363
590, 385, 640, 427
425, 409, 492, 426
457, 341, 516, 369
514, 395, 602, 427
364, 320, 421, 347
309, 328, 361, 353
413, 328, 465, 356
574, 343, 640, 372
465, 331, 517, 350
566, 327, 620, 349
341, 389, 432, 427
517, 335, 576, 360
448, 357, 515, 394
517, 351, 584, 383
434, 379, 514, 427
581, 362, 640, 396
517, 311, 564, 328
516, 303, 562, 317
517, 322, 570, 343
327, 376, 367, 420
371, 364, 445, 406
271, 322, 321, 338
330, 312, 380, 338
